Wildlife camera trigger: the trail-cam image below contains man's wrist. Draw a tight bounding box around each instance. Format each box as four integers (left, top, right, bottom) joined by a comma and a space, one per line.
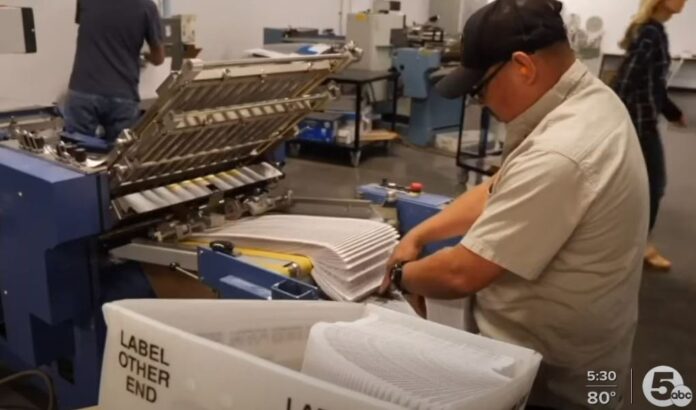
390, 262, 410, 295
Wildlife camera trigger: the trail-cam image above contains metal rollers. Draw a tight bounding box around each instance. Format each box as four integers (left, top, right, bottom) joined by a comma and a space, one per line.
108, 52, 354, 192
112, 162, 283, 218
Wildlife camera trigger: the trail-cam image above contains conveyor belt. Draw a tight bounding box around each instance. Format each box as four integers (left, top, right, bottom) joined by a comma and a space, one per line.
181, 239, 314, 278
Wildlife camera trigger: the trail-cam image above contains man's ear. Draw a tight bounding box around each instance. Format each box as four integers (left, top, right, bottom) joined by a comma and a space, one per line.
511, 51, 537, 84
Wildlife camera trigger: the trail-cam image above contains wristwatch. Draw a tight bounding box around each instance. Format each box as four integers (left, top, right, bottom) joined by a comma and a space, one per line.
389, 262, 409, 295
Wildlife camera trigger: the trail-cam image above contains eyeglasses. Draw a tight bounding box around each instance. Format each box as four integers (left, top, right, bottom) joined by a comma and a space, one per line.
469, 60, 509, 103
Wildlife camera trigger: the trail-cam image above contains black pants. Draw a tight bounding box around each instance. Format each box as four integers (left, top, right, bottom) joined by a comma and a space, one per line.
639, 133, 667, 232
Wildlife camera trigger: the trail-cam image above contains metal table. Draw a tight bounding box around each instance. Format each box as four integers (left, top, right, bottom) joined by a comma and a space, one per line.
290, 69, 399, 167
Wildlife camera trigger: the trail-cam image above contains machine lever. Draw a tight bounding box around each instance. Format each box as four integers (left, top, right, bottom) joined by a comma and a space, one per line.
168, 262, 200, 281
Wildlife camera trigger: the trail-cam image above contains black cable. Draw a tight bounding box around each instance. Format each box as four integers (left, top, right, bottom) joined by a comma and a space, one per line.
0, 370, 55, 410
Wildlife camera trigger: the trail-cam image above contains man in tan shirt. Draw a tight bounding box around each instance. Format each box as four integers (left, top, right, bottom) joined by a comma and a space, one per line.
379, 0, 649, 409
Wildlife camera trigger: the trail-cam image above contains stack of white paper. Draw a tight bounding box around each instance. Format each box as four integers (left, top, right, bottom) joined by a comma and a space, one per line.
301, 314, 518, 410
193, 215, 399, 301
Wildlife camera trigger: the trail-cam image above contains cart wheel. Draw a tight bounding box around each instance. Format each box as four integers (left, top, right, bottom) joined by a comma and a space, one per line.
350, 150, 362, 167
457, 168, 470, 186
288, 142, 301, 157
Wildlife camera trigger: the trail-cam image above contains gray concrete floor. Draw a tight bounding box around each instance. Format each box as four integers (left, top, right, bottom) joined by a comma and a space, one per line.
630, 93, 696, 409
2, 96, 694, 409
281, 92, 696, 409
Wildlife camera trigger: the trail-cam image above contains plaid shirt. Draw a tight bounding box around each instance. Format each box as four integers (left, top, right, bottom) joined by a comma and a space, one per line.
613, 20, 682, 138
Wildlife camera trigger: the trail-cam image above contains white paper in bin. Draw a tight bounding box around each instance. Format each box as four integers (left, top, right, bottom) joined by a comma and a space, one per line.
98, 300, 541, 410
426, 297, 476, 331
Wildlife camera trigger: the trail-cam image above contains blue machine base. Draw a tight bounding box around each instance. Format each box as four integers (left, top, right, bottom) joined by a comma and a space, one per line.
0, 262, 153, 409
358, 183, 461, 254
198, 248, 320, 300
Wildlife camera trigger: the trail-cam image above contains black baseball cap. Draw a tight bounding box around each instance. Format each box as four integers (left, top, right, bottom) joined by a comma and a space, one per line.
436, 0, 568, 99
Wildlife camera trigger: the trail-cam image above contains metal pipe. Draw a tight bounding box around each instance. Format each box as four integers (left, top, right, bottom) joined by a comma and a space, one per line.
162, 0, 173, 17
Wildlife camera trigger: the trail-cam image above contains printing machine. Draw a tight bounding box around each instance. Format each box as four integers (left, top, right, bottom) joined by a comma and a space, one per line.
384, 14, 464, 147
392, 35, 465, 147
0, 49, 458, 407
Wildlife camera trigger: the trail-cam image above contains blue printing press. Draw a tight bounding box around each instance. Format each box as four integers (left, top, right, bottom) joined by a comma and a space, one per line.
0, 52, 456, 407
392, 47, 464, 147
296, 48, 465, 148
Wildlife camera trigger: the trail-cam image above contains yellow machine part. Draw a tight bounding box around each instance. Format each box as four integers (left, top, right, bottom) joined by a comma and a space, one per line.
180, 240, 314, 278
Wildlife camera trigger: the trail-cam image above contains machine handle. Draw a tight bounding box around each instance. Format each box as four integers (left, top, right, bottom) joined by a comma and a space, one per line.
168, 262, 200, 281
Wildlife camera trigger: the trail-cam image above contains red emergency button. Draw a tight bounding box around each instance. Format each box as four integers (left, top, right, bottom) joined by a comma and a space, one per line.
409, 182, 423, 193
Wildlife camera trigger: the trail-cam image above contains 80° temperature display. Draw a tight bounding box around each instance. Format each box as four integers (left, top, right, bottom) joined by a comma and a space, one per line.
586, 370, 620, 406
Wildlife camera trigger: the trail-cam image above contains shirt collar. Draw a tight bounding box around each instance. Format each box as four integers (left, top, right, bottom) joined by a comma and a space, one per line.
647, 19, 665, 30
502, 59, 589, 160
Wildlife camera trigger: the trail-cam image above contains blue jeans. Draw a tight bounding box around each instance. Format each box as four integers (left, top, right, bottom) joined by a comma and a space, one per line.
63, 90, 140, 143
639, 132, 667, 232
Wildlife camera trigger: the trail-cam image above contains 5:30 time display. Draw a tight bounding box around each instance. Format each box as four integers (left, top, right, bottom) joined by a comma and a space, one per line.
587, 370, 618, 383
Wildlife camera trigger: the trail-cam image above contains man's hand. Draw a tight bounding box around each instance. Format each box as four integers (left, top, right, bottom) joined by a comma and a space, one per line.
378, 235, 423, 295
144, 45, 166, 66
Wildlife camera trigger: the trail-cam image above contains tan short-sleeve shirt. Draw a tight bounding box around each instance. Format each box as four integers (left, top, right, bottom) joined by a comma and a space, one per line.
461, 61, 649, 409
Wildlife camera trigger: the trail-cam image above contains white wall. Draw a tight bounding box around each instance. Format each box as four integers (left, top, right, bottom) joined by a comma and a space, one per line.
560, 0, 696, 55
0, 0, 77, 109
399, 0, 431, 26
0, 0, 430, 109
0, 0, 169, 109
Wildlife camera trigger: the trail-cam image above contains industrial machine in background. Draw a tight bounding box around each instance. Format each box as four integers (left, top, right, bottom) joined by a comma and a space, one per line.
392, 45, 463, 147
263, 27, 344, 50
0, 47, 457, 408
342, 0, 468, 148
263, 0, 466, 153
386, 10, 464, 147
429, 0, 488, 37
261, 2, 405, 167
161, 14, 200, 71
346, 7, 404, 72
400, 15, 447, 48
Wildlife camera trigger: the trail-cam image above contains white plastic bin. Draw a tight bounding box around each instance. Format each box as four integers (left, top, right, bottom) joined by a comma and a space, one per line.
98, 300, 541, 409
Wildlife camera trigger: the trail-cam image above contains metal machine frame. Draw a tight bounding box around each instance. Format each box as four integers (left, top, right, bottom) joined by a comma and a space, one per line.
0, 51, 357, 408
0, 47, 457, 408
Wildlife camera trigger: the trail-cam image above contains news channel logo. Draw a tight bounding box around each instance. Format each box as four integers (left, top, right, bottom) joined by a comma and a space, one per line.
642, 366, 693, 407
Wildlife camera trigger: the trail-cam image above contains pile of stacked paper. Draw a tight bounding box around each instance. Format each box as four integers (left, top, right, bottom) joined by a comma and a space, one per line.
193, 215, 399, 301
301, 314, 520, 410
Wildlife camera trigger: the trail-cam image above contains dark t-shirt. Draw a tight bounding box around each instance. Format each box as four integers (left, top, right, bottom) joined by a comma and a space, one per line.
69, 0, 163, 101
